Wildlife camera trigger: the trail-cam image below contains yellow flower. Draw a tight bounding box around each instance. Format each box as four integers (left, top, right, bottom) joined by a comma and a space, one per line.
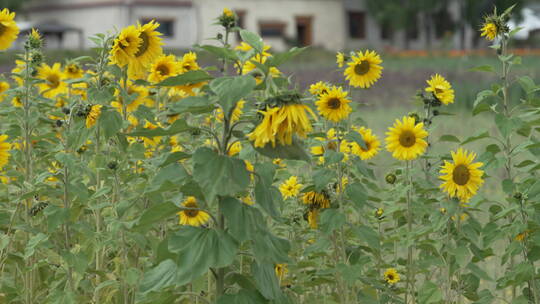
248, 103, 315, 148
315, 86, 352, 122
425, 74, 454, 105
302, 191, 330, 209
241, 195, 254, 206
177, 196, 210, 227
0, 81, 10, 102
148, 54, 180, 83
279, 176, 302, 199
110, 25, 142, 67
128, 20, 164, 79
336, 52, 345, 68
384, 268, 400, 284
235, 42, 272, 57
275, 264, 288, 282
216, 100, 245, 123
309, 81, 329, 96
64, 63, 84, 79
350, 126, 380, 160
241, 54, 280, 84
86, 105, 103, 128
344, 50, 383, 89
0, 135, 11, 169
36, 63, 68, 98
30, 28, 41, 41
307, 209, 319, 229
227, 141, 242, 156
385, 116, 428, 161
273, 158, 286, 168
179, 51, 200, 73
142, 121, 162, 147
111, 80, 152, 116
223, 8, 234, 18
11, 60, 25, 86
480, 22, 497, 41
0, 9, 19, 51
439, 148, 484, 203
515, 230, 530, 242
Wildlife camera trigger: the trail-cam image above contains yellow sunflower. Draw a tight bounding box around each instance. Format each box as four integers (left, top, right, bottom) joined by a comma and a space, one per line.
279, 176, 302, 199
307, 209, 319, 229
315, 86, 352, 122
216, 100, 245, 123
223, 8, 234, 18
241, 54, 280, 84
351, 126, 380, 160
344, 50, 383, 89
439, 148, 484, 203
302, 191, 330, 209
86, 105, 103, 128
111, 80, 152, 117
179, 51, 200, 73
0, 81, 10, 102
336, 52, 345, 68
0, 135, 11, 169
384, 268, 400, 284
64, 63, 84, 79
0, 9, 19, 51
275, 264, 288, 282
177, 196, 210, 227
11, 59, 25, 86
128, 20, 164, 79
110, 25, 141, 67
36, 63, 68, 98
148, 54, 180, 83
235, 42, 272, 57
309, 81, 329, 96
480, 22, 497, 41
425, 74, 454, 105
385, 116, 428, 161
248, 103, 315, 148
227, 141, 242, 156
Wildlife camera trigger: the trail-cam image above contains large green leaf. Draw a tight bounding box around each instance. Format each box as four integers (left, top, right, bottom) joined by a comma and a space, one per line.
239, 29, 264, 54
139, 259, 178, 294
99, 107, 124, 139
155, 70, 213, 86
168, 96, 215, 115
192, 147, 250, 202
210, 75, 256, 118
219, 196, 265, 242
252, 231, 290, 264
254, 163, 281, 219
145, 163, 189, 194
417, 281, 443, 303
254, 137, 311, 161
134, 202, 180, 232
217, 289, 268, 304
252, 261, 283, 300
345, 183, 368, 210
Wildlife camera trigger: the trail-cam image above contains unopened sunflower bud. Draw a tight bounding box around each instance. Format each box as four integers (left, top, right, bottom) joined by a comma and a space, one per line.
107, 161, 118, 170
439, 207, 447, 214
30, 52, 43, 65
513, 192, 523, 200
385, 173, 396, 185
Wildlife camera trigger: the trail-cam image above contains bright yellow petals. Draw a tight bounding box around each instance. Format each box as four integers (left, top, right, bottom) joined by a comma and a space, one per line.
309, 81, 329, 96
385, 116, 428, 161
177, 196, 210, 227
0, 9, 19, 51
480, 22, 497, 41
344, 50, 383, 89
315, 86, 351, 122
279, 176, 302, 199
235, 42, 272, 57
351, 126, 380, 160
179, 51, 200, 73
384, 268, 400, 284
111, 80, 152, 115
0, 135, 11, 169
216, 100, 245, 123
110, 25, 141, 67
248, 103, 315, 148
36, 63, 68, 98
148, 54, 180, 83
439, 148, 484, 203
227, 141, 242, 156
302, 191, 330, 209
275, 264, 288, 282
336, 52, 345, 68
64, 63, 84, 79
241, 54, 280, 84
425, 74, 454, 105
0, 81, 9, 102
128, 20, 164, 79
11, 60, 25, 86
86, 105, 103, 128
223, 8, 234, 17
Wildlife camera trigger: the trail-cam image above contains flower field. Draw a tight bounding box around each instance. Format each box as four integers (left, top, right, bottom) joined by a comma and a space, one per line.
0, 5, 539, 304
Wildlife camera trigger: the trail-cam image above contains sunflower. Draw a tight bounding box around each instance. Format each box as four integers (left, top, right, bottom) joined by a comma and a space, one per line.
351, 126, 380, 160
0, 9, 19, 51
0, 81, 9, 102
344, 50, 383, 89
385, 116, 428, 161
216, 100, 245, 123
111, 80, 152, 118
425, 74, 454, 105
36, 63, 68, 98
241, 195, 254, 206
241, 54, 280, 84
248, 103, 315, 148
141, 121, 162, 148
0, 135, 11, 169
148, 54, 180, 83
307, 209, 319, 229
64, 63, 84, 79
223, 8, 234, 18
275, 264, 288, 282
302, 191, 330, 209
336, 52, 345, 68
384, 268, 400, 284
110, 25, 141, 67
86, 105, 103, 128
309, 81, 329, 96
315, 86, 352, 122
177, 196, 210, 227
227, 141, 242, 156
235, 42, 272, 57
480, 22, 497, 41
11, 59, 25, 86
179, 51, 200, 73
128, 20, 164, 79
439, 148, 484, 203
279, 176, 302, 199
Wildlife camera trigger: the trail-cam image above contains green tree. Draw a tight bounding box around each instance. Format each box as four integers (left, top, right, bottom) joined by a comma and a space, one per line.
0, 0, 32, 12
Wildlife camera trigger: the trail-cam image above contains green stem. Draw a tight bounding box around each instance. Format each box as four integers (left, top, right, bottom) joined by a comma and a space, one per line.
405, 161, 415, 304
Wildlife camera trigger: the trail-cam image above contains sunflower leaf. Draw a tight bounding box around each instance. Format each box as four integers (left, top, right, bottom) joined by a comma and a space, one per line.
210, 75, 256, 118
155, 70, 213, 87
239, 29, 264, 54
253, 137, 311, 162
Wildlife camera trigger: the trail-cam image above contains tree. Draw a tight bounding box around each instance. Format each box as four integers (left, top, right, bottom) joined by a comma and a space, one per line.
0, 0, 33, 12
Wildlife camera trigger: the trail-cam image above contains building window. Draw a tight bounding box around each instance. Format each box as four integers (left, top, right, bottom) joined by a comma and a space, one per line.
259, 22, 286, 37
348, 11, 366, 39
140, 18, 174, 37
381, 22, 393, 40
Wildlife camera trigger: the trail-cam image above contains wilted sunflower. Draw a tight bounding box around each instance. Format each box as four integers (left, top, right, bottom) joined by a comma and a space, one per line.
148, 54, 180, 83
385, 116, 428, 161
0, 9, 19, 51
315, 86, 352, 122
64, 63, 84, 79
344, 50, 383, 89
177, 196, 210, 227
439, 148, 484, 203
307, 209, 319, 229
384, 268, 400, 284
110, 25, 141, 67
351, 126, 380, 160
0, 81, 9, 102
128, 20, 164, 79
86, 105, 103, 128
0, 135, 11, 169
279, 176, 302, 199
480, 22, 498, 41
425, 74, 454, 105
309, 81, 329, 96
302, 191, 330, 209
36, 63, 68, 98
248, 103, 315, 148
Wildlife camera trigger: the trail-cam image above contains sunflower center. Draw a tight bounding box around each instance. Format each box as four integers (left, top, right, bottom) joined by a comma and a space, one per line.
360, 141, 371, 152
120, 37, 131, 50
156, 64, 170, 76
183, 63, 192, 71
47, 74, 60, 89
134, 32, 150, 57
67, 65, 79, 74
327, 98, 341, 109
435, 88, 444, 95
452, 164, 470, 186
398, 130, 416, 148
354, 60, 370, 76
387, 274, 394, 280
0, 23, 6, 36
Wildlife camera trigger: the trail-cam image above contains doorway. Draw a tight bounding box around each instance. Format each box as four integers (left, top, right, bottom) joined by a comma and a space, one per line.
295, 16, 313, 46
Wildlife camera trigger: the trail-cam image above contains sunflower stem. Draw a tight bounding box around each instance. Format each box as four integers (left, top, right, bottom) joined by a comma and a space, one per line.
405, 160, 415, 304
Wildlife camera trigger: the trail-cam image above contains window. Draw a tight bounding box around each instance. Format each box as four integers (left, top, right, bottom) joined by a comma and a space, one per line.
348, 11, 366, 39
381, 22, 393, 40
259, 22, 286, 37
140, 18, 174, 37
